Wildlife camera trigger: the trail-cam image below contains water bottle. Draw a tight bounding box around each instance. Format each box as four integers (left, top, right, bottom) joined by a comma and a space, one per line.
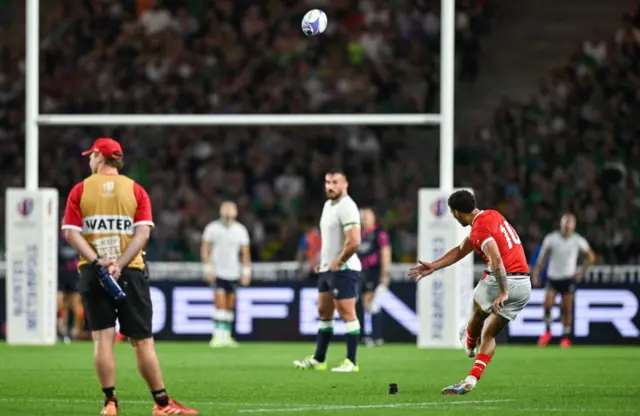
98, 267, 127, 300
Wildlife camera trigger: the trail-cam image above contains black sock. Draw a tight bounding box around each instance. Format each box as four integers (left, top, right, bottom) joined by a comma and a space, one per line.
313, 321, 333, 363
102, 387, 117, 404
346, 333, 359, 364
152, 389, 169, 407
371, 312, 383, 340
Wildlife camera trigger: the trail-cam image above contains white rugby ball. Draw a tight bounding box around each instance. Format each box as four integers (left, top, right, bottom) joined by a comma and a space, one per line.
301, 9, 327, 37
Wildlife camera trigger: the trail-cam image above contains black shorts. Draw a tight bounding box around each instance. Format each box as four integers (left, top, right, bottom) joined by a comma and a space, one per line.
213, 277, 238, 294
58, 271, 79, 293
546, 277, 576, 294
318, 270, 360, 300
359, 269, 379, 293
79, 266, 152, 339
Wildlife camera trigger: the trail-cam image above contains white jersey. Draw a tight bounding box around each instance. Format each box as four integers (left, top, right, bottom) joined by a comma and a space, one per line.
540, 231, 590, 279
202, 220, 250, 280
319, 195, 362, 272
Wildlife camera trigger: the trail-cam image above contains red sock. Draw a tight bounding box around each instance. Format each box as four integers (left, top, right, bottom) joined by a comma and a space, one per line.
469, 353, 491, 380
466, 329, 478, 349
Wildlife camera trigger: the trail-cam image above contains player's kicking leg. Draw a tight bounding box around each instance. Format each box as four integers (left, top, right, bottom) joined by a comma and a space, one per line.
458, 301, 490, 359
443, 313, 509, 395
443, 278, 531, 395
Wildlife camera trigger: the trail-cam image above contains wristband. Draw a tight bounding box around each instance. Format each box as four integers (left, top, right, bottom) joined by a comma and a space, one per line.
242, 266, 252, 278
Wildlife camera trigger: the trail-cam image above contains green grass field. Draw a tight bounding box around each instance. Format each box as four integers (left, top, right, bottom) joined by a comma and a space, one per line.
0, 342, 638, 416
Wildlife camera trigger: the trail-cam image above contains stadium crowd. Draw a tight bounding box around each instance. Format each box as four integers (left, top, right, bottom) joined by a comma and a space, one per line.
0, 0, 490, 263
1, 0, 638, 265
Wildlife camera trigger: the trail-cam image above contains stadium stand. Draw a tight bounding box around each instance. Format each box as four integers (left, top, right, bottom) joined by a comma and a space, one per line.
2, 1, 638, 265
0, 0, 492, 263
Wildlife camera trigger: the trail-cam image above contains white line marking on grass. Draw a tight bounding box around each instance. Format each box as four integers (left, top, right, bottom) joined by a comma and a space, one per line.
237, 399, 514, 413
0, 397, 289, 407
481, 407, 637, 413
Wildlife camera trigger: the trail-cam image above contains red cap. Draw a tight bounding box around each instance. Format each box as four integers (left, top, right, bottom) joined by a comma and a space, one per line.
81, 138, 123, 160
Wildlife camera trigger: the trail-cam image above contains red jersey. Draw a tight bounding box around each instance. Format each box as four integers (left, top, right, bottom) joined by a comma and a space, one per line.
62, 174, 153, 270
469, 210, 529, 277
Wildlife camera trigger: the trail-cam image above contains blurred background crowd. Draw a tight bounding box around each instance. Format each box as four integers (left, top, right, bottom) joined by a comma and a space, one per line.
0, 0, 638, 265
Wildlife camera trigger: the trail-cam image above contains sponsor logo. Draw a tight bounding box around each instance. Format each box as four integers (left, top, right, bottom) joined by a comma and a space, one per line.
102, 181, 115, 198
83, 215, 134, 235
164, 286, 418, 337
17, 198, 34, 217
430, 198, 448, 218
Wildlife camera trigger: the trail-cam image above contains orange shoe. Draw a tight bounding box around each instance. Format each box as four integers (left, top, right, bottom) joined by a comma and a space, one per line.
537, 330, 552, 347
560, 337, 572, 348
152, 399, 198, 415
100, 400, 119, 415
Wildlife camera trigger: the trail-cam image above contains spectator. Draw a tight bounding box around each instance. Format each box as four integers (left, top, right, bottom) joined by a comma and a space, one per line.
0, 1, 494, 262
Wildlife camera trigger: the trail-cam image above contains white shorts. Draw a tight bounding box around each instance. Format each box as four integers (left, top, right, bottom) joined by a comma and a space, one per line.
473, 276, 532, 321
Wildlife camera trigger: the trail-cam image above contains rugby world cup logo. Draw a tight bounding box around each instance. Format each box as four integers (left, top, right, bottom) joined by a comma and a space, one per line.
17, 198, 34, 217
430, 198, 447, 218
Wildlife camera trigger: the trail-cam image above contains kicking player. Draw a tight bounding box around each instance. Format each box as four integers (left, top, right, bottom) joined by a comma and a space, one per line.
294, 169, 362, 372
201, 201, 252, 348
58, 230, 82, 343
358, 207, 391, 347
533, 214, 595, 348
409, 190, 531, 394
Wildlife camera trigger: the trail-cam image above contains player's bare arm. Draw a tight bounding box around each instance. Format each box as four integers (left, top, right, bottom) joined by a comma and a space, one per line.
115, 225, 151, 272
240, 245, 252, 286
532, 249, 550, 287
409, 237, 474, 282
482, 239, 509, 312
330, 225, 361, 271
576, 248, 596, 280
380, 244, 391, 286
200, 240, 215, 283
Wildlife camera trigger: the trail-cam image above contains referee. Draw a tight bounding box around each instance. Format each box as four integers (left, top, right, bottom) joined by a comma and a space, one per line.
62, 138, 198, 415
532, 214, 595, 348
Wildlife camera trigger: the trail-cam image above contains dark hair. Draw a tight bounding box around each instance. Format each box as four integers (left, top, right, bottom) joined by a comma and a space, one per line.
105, 156, 124, 170
448, 190, 476, 214
326, 168, 347, 179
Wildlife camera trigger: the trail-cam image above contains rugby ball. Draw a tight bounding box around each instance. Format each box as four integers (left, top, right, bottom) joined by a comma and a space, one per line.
301, 9, 327, 37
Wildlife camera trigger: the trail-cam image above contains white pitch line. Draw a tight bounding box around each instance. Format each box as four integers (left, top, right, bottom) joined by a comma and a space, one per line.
237, 399, 514, 413
481, 407, 637, 413
0, 397, 289, 407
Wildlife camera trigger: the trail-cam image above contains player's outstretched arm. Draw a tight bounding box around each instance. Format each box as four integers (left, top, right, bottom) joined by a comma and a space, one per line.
409, 238, 474, 282
482, 240, 509, 312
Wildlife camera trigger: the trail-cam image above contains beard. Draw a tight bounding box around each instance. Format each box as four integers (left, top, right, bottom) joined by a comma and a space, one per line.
326, 189, 342, 200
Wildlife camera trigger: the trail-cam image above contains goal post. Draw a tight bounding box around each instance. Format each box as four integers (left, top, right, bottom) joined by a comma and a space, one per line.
9, 0, 462, 346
